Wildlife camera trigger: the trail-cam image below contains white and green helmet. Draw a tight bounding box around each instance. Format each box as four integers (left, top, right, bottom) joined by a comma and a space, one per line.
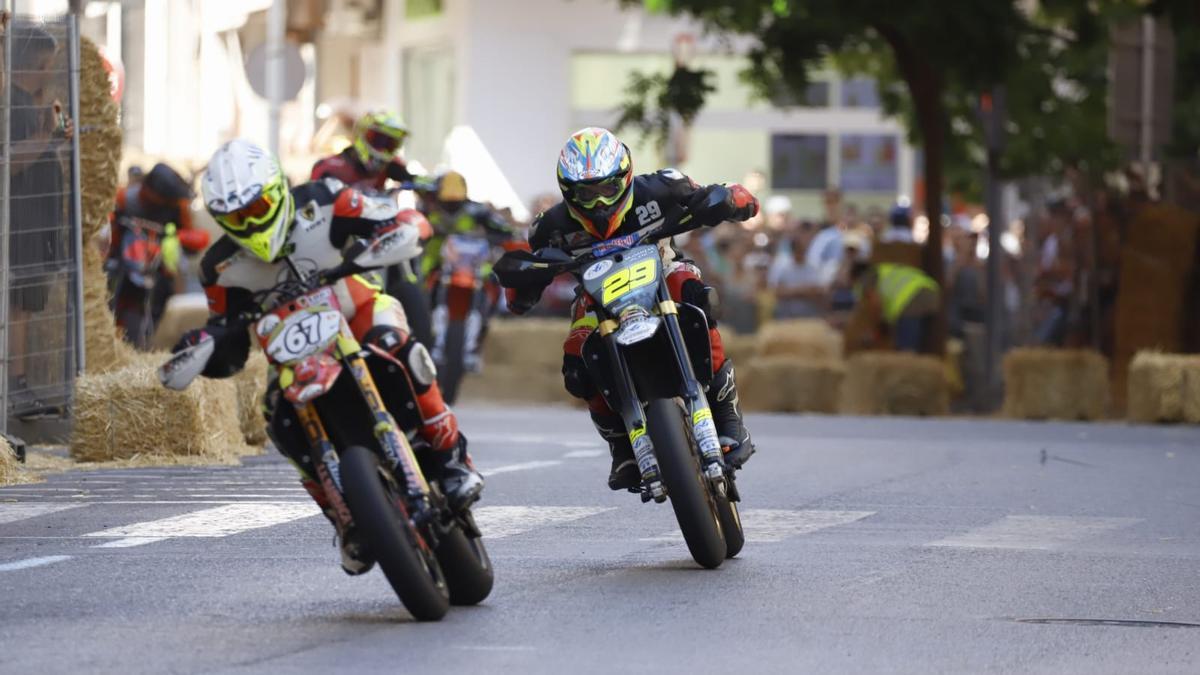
201, 139, 295, 262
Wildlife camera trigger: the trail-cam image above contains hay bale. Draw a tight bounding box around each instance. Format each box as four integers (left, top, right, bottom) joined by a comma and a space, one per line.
740, 356, 844, 413
82, 246, 136, 373
459, 364, 570, 405
234, 352, 271, 445
840, 352, 949, 416
151, 292, 211, 351
79, 38, 123, 243
1113, 249, 1188, 403
1125, 351, 1200, 423
71, 355, 250, 462
756, 319, 843, 361
1002, 348, 1109, 420
482, 318, 565, 370
0, 437, 33, 486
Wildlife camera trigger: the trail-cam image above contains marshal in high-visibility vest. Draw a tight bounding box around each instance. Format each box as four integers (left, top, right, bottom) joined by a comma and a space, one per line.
852, 262, 940, 352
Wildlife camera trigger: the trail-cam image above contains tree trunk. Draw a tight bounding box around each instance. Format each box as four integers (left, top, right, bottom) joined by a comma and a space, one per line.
875, 23, 947, 355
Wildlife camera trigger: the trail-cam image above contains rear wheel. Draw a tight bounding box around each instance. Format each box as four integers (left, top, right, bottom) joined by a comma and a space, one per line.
339, 445, 450, 621
437, 318, 467, 405
434, 519, 494, 606
645, 398, 725, 569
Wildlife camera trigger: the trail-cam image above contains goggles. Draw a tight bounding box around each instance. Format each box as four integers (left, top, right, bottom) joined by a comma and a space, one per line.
214, 189, 280, 234
364, 128, 404, 154
566, 174, 628, 208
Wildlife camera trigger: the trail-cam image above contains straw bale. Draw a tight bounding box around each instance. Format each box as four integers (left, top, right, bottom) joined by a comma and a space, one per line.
482, 318, 566, 370
459, 364, 571, 405
82, 246, 136, 373
1113, 249, 1189, 406
1002, 348, 1109, 420
151, 292, 211, 351
0, 437, 34, 486
234, 352, 271, 445
871, 241, 923, 268
1125, 351, 1200, 423
756, 319, 843, 361
71, 355, 251, 462
839, 352, 948, 416
79, 38, 122, 243
740, 356, 844, 413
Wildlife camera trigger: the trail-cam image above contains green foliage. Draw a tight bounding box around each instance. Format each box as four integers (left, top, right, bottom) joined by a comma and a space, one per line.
614, 65, 716, 152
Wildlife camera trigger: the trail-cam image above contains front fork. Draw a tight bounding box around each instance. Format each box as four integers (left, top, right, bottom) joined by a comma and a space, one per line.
291, 350, 433, 525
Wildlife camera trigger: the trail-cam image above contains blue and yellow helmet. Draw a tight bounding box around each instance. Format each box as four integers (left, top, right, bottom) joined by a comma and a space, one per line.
557, 127, 633, 240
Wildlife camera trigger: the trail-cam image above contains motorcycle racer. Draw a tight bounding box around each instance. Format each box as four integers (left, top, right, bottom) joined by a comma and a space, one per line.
310, 110, 417, 192
503, 127, 759, 491
177, 139, 483, 575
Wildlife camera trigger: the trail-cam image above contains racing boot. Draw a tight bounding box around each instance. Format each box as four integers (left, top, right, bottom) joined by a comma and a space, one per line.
592, 410, 639, 491
707, 360, 755, 468
301, 478, 375, 576
429, 434, 485, 511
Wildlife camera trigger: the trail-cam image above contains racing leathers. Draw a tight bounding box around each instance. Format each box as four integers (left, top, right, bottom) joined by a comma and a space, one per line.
505, 169, 759, 489
182, 177, 482, 573
310, 146, 417, 193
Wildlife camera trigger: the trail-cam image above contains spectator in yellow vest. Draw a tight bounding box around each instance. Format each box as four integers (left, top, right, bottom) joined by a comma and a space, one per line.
851, 261, 941, 352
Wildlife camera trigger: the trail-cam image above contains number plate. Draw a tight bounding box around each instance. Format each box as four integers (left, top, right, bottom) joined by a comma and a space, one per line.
600, 258, 658, 305
265, 309, 343, 364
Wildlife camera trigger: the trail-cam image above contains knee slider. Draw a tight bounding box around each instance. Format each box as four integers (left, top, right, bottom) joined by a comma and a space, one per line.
562, 353, 597, 400
364, 325, 438, 390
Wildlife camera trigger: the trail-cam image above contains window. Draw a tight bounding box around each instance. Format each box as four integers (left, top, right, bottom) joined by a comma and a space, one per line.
771, 134, 828, 190
839, 134, 898, 191
840, 77, 880, 108
770, 81, 830, 108
406, 0, 443, 19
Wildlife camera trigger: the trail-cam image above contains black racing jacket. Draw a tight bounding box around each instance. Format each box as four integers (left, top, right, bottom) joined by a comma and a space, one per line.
508, 169, 757, 312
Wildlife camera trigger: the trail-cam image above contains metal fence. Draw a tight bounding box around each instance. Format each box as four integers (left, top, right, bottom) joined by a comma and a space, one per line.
0, 11, 84, 435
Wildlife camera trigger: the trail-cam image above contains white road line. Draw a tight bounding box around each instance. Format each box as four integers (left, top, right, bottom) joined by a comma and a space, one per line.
643, 509, 875, 543
82, 502, 321, 549
473, 506, 614, 539
562, 449, 605, 459
479, 460, 563, 477
0, 503, 84, 524
0, 555, 72, 572
928, 515, 1142, 551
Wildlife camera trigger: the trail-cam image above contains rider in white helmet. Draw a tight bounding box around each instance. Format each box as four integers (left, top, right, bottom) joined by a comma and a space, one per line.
175, 139, 483, 575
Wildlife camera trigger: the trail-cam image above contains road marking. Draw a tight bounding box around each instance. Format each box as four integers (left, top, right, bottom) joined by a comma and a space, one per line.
453, 645, 537, 652
562, 449, 605, 459
0, 503, 84, 524
479, 460, 562, 477
82, 502, 321, 548
473, 506, 614, 539
928, 515, 1142, 550
0, 555, 72, 572
643, 509, 875, 543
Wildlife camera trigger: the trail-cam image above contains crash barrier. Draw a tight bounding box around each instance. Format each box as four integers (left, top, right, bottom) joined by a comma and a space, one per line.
1002, 348, 1109, 420
840, 352, 949, 416
1126, 351, 1200, 424
1, 16, 85, 431
70, 352, 264, 462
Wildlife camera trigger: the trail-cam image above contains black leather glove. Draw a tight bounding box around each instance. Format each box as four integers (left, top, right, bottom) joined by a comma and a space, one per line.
173, 327, 214, 354
686, 184, 734, 227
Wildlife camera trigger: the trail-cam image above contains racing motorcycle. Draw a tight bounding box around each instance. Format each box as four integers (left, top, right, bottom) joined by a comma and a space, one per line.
493, 188, 745, 569
107, 217, 208, 349
158, 227, 492, 620
429, 233, 493, 404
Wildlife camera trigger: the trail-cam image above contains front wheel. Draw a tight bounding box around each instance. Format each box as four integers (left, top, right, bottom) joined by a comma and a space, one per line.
645, 398, 725, 569
339, 445, 450, 621
437, 318, 467, 405
434, 519, 494, 606
716, 492, 744, 558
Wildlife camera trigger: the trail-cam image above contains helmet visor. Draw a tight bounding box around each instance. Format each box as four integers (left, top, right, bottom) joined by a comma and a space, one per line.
568, 175, 627, 208
214, 189, 281, 235
365, 128, 403, 154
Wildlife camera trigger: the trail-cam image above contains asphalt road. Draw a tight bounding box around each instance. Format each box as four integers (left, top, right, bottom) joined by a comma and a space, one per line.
2, 406, 1199, 674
